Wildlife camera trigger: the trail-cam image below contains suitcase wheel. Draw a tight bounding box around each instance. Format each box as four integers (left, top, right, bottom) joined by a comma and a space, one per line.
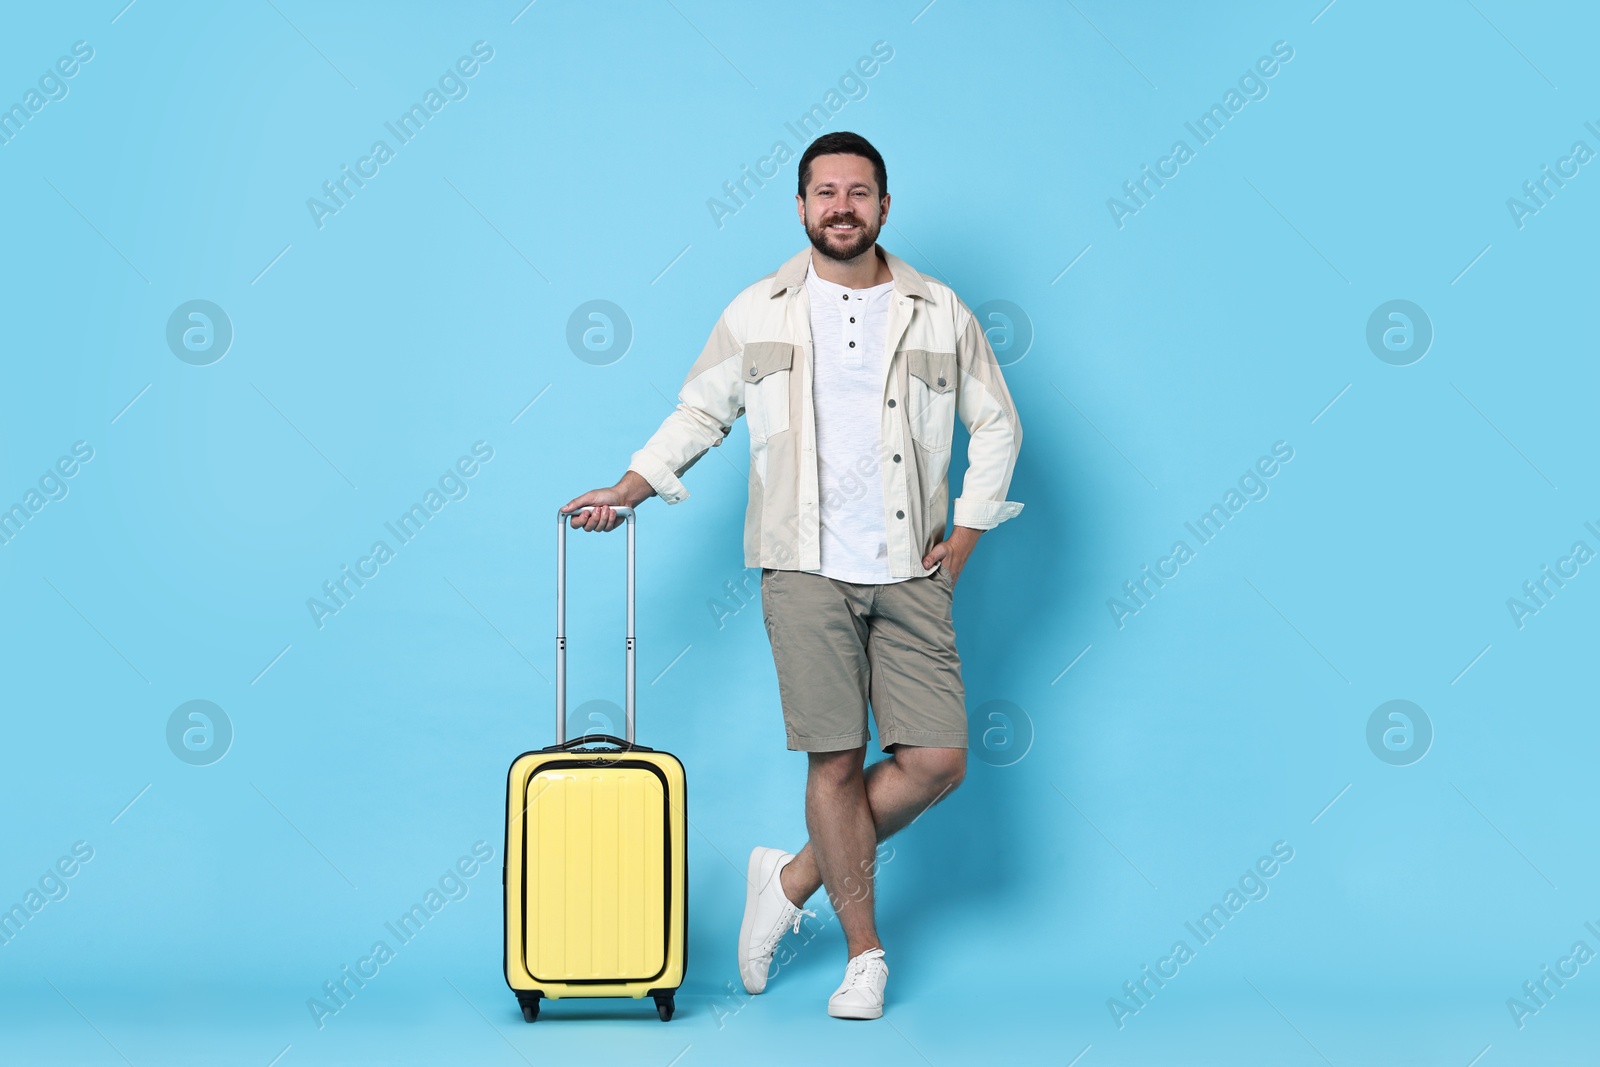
654, 994, 675, 1022
517, 993, 541, 1023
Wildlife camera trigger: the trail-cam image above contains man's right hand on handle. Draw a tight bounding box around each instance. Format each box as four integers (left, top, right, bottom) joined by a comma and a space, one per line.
561, 470, 656, 532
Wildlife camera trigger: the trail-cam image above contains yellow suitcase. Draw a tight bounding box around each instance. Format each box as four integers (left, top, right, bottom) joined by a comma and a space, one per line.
503, 506, 687, 1023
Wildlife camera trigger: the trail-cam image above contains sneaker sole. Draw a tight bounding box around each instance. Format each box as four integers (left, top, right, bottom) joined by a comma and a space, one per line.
737, 848, 782, 995
828, 1003, 884, 1020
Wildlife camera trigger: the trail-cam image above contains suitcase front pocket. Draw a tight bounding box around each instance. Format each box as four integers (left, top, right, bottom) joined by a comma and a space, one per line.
523, 761, 672, 983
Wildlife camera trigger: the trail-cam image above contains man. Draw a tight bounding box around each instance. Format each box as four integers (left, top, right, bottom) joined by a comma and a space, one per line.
561, 131, 1023, 1020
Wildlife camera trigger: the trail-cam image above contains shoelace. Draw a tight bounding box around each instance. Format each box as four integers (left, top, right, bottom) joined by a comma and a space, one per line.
838, 951, 886, 993
758, 903, 816, 955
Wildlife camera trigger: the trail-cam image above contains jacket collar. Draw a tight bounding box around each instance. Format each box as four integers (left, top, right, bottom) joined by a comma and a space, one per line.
768, 244, 932, 302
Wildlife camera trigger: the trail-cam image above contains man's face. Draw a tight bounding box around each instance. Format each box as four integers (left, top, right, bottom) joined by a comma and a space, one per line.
797, 153, 888, 263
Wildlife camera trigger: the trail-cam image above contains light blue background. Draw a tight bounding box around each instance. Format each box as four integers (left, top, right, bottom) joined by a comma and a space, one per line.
2, 1, 1597, 1064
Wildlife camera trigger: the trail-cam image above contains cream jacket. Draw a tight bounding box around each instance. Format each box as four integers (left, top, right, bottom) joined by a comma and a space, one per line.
628, 244, 1023, 578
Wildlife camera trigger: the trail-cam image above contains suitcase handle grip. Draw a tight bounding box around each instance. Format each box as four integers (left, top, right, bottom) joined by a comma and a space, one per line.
555, 506, 636, 745
542, 733, 655, 754
562, 504, 636, 523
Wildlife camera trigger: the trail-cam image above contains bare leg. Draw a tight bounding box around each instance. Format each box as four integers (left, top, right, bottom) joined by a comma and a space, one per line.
780, 745, 965, 955
796, 747, 880, 957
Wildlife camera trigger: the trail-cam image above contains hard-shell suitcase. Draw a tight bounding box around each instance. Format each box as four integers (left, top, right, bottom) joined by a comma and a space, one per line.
503, 506, 687, 1023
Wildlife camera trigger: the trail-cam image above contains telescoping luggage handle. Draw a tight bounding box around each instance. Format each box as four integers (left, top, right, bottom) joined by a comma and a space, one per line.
555, 505, 635, 746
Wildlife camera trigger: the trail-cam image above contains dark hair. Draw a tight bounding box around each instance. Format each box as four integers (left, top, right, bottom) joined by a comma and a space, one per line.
797, 131, 888, 200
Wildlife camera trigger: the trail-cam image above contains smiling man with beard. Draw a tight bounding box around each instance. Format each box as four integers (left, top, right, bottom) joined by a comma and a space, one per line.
562, 131, 1024, 1020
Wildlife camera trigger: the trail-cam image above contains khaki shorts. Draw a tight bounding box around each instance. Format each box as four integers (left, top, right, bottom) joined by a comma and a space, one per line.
758, 568, 967, 752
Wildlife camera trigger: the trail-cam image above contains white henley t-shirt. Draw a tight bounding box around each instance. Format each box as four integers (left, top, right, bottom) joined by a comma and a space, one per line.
802, 253, 907, 585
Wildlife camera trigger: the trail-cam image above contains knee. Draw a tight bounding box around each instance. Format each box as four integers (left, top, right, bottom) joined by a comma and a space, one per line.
938, 749, 967, 794
808, 747, 866, 791
903, 747, 965, 796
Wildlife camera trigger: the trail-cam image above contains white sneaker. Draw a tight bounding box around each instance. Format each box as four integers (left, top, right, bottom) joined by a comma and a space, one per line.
738, 846, 815, 994
828, 947, 888, 1019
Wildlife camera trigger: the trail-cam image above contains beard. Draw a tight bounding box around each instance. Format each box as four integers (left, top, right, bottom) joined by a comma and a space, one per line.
805, 209, 879, 262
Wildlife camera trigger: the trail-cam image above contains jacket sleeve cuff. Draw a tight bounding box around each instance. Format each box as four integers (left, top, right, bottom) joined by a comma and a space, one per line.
953, 497, 1023, 531
627, 451, 690, 505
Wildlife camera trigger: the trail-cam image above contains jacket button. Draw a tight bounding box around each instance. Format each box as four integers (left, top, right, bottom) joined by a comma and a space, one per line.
887, 398, 896, 408
937, 377, 946, 387
749, 367, 757, 376
893, 454, 901, 463
848, 341, 855, 348
896, 510, 905, 519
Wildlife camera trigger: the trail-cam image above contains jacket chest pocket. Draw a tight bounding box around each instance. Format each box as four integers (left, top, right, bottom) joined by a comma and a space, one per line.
905, 349, 957, 453
741, 341, 794, 441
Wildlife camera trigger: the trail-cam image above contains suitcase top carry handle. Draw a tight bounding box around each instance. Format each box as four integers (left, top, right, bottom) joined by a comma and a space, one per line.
555, 505, 635, 745
545, 733, 655, 754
